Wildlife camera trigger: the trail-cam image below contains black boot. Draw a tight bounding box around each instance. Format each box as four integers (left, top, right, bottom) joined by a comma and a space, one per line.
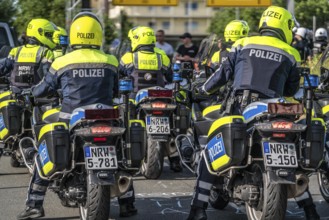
304, 204, 320, 220
17, 206, 44, 220
170, 157, 183, 172
119, 203, 138, 217
186, 206, 207, 220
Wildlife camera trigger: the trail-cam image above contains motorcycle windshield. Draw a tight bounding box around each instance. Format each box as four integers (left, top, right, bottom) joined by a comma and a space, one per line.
194, 34, 219, 67
108, 38, 132, 60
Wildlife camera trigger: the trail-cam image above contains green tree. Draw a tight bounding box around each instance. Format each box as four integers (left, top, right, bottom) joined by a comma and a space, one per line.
14, 0, 66, 34
294, 0, 329, 29
208, 0, 287, 36
120, 10, 134, 41
0, 0, 17, 26
104, 16, 118, 45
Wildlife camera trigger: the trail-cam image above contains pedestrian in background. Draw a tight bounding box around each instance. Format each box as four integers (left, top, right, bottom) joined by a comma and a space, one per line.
174, 32, 198, 66
156, 29, 174, 61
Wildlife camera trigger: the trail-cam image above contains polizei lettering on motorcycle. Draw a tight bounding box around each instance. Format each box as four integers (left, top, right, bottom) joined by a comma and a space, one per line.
73, 69, 105, 78
249, 49, 282, 62
77, 32, 95, 39
208, 133, 226, 162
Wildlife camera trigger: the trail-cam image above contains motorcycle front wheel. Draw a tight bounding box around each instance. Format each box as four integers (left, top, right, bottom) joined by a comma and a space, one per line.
141, 139, 164, 179
245, 163, 287, 220
79, 174, 111, 220
318, 171, 329, 203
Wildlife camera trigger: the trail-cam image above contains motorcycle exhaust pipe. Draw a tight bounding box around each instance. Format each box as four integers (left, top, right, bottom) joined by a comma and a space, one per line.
110, 171, 132, 198
287, 173, 309, 198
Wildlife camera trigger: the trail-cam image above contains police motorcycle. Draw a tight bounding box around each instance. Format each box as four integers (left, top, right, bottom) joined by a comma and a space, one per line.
309, 47, 329, 203
20, 79, 145, 220
0, 83, 38, 167
135, 68, 191, 179
208, 71, 324, 219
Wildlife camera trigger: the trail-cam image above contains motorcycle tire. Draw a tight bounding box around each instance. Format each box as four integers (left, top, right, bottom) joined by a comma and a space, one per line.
141, 139, 164, 179
79, 174, 111, 220
245, 163, 287, 220
10, 154, 20, 167
209, 187, 229, 210
318, 171, 329, 203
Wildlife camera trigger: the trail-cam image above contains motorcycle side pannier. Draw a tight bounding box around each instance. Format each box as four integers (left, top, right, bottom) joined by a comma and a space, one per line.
206, 115, 247, 172
129, 120, 146, 168
175, 105, 190, 135
307, 118, 325, 168
37, 122, 70, 176
0, 100, 22, 140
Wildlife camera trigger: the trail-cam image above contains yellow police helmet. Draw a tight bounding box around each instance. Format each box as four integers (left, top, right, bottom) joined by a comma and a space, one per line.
259, 6, 295, 45
70, 12, 103, 48
53, 26, 68, 46
224, 20, 249, 43
26, 18, 57, 49
129, 26, 156, 52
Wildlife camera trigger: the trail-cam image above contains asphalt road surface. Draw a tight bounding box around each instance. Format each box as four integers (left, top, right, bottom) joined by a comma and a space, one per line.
1, 156, 329, 220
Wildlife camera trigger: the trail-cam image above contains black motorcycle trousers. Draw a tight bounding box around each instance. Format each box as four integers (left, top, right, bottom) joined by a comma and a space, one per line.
191, 155, 216, 209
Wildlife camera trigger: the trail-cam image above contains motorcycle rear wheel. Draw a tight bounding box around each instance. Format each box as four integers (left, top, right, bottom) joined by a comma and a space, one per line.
79, 174, 111, 220
245, 163, 287, 220
141, 139, 164, 179
318, 171, 329, 203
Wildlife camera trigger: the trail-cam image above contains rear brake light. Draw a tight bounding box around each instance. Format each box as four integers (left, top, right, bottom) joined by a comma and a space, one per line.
91, 126, 112, 134
148, 89, 172, 98
273, 133, 286, 138
93, 137, 107, 142
272, 121, 293, 129
152, 110, 163, 115
152, 102, 166, 108
85, 109, 119, 120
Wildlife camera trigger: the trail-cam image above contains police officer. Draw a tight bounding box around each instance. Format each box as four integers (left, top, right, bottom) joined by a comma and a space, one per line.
17, 12, 137, 219
311, 28, 328, 70
292, 27, 313, 66
118, 26, 182, 172
52, 26, 69, 58
0, 18, 56, 88
188, 6, 320, 220
210, 20, 249, 70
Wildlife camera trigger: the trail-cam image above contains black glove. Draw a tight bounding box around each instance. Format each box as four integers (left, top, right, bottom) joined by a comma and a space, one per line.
195, 84, 207, 96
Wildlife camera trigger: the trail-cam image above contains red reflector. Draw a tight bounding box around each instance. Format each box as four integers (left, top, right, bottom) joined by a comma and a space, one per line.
152, 102, 166, 108
152, 110, 163, 115
85, 109, 119, 120
91, 126, 112, 134
272, 121, 293, 129
273, 133, 286, 138
148, 89, 172, 98
93, 137, 107, 142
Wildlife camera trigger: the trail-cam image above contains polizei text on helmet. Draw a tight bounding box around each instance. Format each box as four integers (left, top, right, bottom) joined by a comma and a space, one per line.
77, 32, 95, 39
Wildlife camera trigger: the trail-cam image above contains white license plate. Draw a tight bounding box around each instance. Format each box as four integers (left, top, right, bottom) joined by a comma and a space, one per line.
146, 116, 170, 134
263, 142, 298, 168
84, 146, 118, 169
